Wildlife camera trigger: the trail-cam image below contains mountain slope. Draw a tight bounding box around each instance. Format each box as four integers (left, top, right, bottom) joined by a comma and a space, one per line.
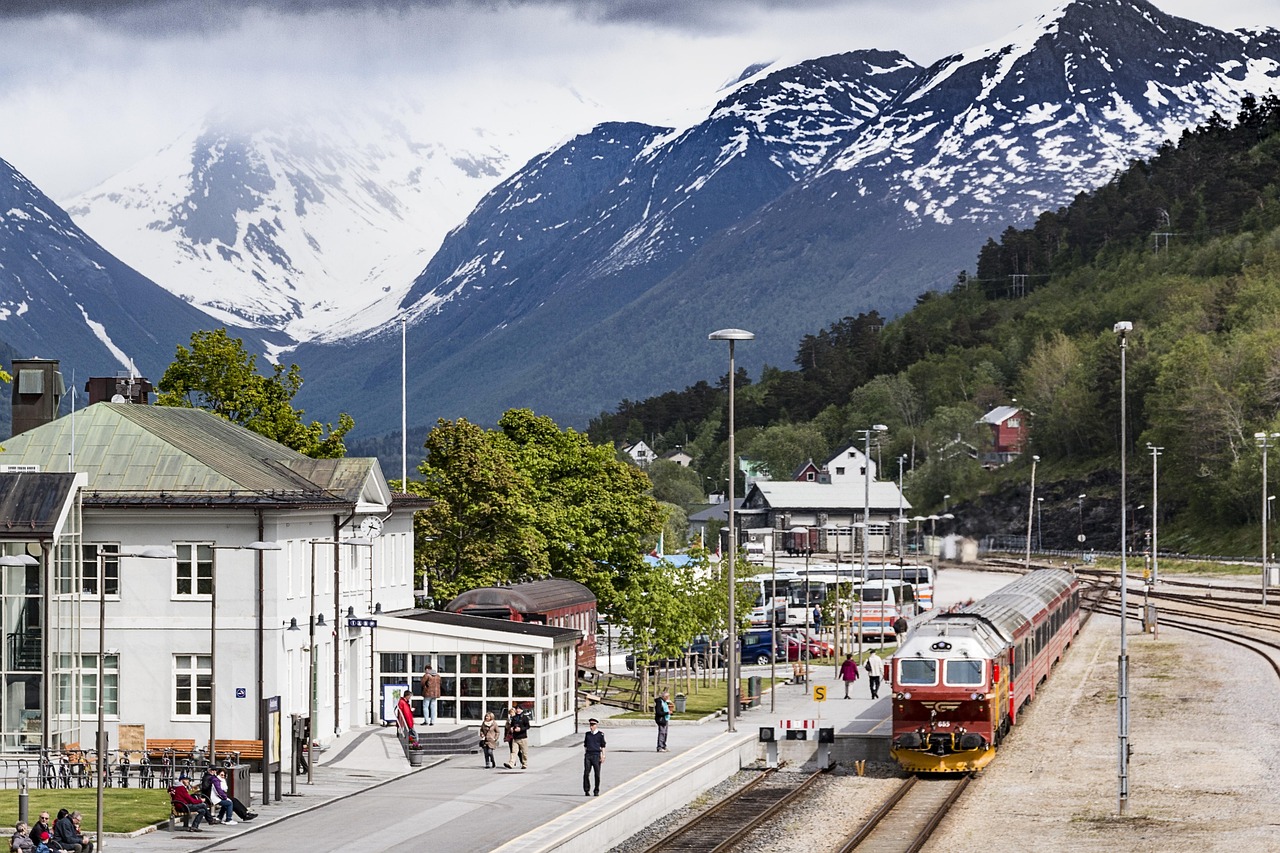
293, 50, 923, 432
0, 156, 270, 394
330, 0, 1280, 434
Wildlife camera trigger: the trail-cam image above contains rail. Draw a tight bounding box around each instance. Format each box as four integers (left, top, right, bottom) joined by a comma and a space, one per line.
0, 747, 250, 791
640, 767, 826, 853
837, 774, 972, 853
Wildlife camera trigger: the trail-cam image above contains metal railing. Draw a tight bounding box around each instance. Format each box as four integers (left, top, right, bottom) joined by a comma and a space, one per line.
0, 746, 244, 790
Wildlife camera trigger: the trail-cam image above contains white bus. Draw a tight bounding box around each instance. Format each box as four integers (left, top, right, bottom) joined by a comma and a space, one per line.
861, 563, 935, 611
746, 577, 788, 627
849, 579, 914, 638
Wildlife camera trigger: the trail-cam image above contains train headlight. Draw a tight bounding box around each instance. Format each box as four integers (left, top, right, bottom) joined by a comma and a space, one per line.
971, 692, 982, 700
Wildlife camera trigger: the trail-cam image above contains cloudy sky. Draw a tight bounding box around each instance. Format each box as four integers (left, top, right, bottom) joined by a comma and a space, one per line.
0, 0, 1274, 200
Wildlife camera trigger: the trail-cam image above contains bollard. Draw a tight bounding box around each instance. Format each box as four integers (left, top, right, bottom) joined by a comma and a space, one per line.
18, 768, 28, 825
854, 759, 866, 776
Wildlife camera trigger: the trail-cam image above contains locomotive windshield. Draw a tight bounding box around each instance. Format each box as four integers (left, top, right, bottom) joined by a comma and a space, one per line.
899, 658, 937, 685
945, 659, 984, 685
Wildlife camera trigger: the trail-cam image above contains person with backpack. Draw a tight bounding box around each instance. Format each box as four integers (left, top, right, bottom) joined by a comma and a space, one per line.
654, 690, 672, 752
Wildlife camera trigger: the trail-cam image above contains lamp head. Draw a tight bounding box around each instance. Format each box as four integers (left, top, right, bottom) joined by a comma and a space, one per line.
873, 424, 888, 432
1113, 320, 1133, 335
708, 328, 755, 342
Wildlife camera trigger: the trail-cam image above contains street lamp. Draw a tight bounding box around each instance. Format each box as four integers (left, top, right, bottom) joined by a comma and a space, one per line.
788, 527, 811, 681
1114, 319, 1132, 815
209, 542, 280, 763
1256, 432, 1280, 606
1146, 445, 1162, 584
897, 456, 908, 566
1077, 494, 1087, 562
1025, 455, 1040, 570
306, 538, 374, 783
93, 545, 177, 852
856, 425, 888, 657
1036, 497, 1044, 552
709, 328, 754, 733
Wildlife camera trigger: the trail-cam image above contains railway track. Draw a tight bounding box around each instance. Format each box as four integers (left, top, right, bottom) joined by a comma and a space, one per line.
835, 774, 972, 853
638, 768, 826, 853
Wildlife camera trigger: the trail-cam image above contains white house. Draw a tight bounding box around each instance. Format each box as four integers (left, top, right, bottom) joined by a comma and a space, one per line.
822, 445, 878, 485
0, 399, 583, 779
621, 440, 654, 467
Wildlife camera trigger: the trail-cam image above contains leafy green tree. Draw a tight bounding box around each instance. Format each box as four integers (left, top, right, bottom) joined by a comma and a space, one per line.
742, 422, 828, 480
647, 459, 706, 508
157, 328, 353, 458
411, 418, 546, 603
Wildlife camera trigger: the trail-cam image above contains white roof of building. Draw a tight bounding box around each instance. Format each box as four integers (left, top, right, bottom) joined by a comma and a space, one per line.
980, 405, 1022, 425
743, 480, 911, 512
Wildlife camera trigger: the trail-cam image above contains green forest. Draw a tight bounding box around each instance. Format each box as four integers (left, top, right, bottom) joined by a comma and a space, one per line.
589, 94, 1280, 557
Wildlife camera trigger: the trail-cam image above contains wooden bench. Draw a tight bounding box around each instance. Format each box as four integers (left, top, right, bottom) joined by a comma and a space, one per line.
739, 687, 760, 711
212, 739, 263, 764
146, 738, 196, 759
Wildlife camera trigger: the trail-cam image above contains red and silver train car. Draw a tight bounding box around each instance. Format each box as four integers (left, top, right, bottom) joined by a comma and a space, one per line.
444, 578, 598, 670
890, 568, 1081, 772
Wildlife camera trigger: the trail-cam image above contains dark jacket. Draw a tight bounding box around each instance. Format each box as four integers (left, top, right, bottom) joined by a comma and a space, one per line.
583, 730, 606, 755
507, 710, 529, 740
28, 820, 52, 848
51, 816, 82, 846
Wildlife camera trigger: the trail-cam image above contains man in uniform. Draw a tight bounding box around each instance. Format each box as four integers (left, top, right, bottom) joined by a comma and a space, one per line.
582, 718, 606, 796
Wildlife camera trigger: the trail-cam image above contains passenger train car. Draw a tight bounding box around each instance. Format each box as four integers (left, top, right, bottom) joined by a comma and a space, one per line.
889, 569, 1081, 772
444, 578, 598, 670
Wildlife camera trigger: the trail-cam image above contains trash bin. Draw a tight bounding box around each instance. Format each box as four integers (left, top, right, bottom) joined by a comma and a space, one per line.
226, 764, 252, 807
674, 693, 686, 714
747, 676, 762, 708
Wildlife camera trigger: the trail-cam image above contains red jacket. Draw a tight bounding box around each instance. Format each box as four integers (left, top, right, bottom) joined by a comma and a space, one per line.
170, 784, 204, 807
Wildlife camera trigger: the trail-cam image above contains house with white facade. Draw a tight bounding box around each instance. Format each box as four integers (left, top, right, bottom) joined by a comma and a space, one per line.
0, 396, 585, 773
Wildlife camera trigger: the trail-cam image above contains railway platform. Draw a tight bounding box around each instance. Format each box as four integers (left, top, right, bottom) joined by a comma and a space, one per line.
113, 663, 891, 853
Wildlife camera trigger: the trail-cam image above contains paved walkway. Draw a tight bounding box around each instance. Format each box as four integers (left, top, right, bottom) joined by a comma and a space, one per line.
113, 663, 891, 852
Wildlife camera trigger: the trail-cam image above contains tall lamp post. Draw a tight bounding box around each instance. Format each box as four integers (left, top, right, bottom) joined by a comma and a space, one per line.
1114, 320, 1132, 816
897, 456, 907, 566
1025, 455, 1040, 570
94, 545, 177, 852
788, 528, 811, 680
1077, 494, 1087, 563
1146, 445, 1162, 584
1036, 497, 1044, 552
307, 538, 375, 783
209, 542, 280, 762
856, 425, 888, 657
1256, 433, 1280, 606
709, 328, 753, 733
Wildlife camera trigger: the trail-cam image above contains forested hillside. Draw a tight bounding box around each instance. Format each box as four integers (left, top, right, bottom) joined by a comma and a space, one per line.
589, 95, 1280, 555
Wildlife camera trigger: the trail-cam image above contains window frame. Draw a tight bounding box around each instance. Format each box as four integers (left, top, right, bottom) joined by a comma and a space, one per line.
173, 653, 212, 719
174, 542, 213, 599
81, 543, 120, 598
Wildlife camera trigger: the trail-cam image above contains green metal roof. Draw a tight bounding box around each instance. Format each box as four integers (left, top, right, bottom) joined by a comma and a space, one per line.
1, 403, 374, 506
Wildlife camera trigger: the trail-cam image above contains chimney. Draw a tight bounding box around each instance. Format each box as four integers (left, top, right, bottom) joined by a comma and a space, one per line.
85, 372, 153, 406
10, 358, 66, 438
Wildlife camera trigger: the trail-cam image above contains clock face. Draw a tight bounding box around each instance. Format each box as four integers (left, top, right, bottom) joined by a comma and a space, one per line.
358, 516, 384, 538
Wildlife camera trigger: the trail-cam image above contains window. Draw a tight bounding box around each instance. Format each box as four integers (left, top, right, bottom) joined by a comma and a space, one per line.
945, 659, 983, 685
55, 654, 118, 716
174, 654, 211, 717
898, 658, 937, 685
1007, 417, 1021, 428
175, 543, 212, 597
82, 544, 119, 596
835, 467, 845, 476
806, 472, 815, 481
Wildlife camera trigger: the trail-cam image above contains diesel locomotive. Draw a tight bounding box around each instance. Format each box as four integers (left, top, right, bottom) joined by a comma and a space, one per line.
889, 568, 1081, 772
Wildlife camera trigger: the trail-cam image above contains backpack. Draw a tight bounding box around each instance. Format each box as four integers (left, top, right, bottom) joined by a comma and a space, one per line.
654, 699, 667, 723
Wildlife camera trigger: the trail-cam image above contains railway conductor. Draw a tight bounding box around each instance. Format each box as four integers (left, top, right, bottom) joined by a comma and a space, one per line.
583, 718, 606, 796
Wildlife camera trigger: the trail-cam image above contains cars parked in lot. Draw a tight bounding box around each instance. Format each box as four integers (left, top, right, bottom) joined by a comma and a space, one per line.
625, 635, 717, 670
781, 629, 834, 660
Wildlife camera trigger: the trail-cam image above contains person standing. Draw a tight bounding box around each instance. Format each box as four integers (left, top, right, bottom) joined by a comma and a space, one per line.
420, 663, 442, 726
479, 711, 500, 768
582, 717, 606, 796
865, 651, 884, 699
838, 653, 861, 698
812, 605, 823, 635
893, 615, 910, 646
503, 704, 530, 769
654, 690, 672, 752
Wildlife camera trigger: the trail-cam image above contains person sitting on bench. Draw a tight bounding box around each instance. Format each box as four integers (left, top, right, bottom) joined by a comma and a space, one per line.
169, 773, 216, 832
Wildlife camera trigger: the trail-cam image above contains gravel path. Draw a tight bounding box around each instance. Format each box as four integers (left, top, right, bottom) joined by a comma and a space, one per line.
614, 587, 1280, 851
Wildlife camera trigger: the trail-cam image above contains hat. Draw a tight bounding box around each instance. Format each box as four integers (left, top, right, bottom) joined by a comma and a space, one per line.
588, 718, 599, 724
178, 773, 189, 780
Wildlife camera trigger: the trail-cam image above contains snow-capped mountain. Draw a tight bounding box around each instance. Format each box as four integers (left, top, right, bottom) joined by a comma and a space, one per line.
65, 96, 603, 340
0, 156, 272, 395
292, 0, 1280, 438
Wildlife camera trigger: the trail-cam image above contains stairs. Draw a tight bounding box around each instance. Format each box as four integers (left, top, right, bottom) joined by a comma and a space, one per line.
409, 727, 478, 756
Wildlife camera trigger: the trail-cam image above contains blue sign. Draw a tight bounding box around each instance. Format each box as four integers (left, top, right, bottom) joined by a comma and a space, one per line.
348, 618, 378, 628
235, 688, 246, 699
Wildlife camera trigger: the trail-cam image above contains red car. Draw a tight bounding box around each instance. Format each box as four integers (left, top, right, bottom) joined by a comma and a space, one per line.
781, 631, 833, 660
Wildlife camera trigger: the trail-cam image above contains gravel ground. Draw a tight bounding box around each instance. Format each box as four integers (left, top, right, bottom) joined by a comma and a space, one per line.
613, 584, 1280, 851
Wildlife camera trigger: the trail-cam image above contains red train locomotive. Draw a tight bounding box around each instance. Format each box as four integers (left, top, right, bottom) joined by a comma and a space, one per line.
444, 578, 598, 670
890, 568, 1081, 772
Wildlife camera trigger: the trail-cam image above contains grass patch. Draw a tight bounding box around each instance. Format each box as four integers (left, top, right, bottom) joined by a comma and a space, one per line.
0, 788, 170, 833
600, 673, 789, 719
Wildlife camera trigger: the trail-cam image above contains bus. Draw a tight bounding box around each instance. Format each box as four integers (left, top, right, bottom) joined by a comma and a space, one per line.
746, 578, 788, 627
849, 579, 914, 639
862, 564, 935, 611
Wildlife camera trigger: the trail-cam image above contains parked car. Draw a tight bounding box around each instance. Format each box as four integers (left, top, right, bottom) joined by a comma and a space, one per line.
727, 629, 787, 665
781, 630, 834, 660
625, 635, 718, 670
